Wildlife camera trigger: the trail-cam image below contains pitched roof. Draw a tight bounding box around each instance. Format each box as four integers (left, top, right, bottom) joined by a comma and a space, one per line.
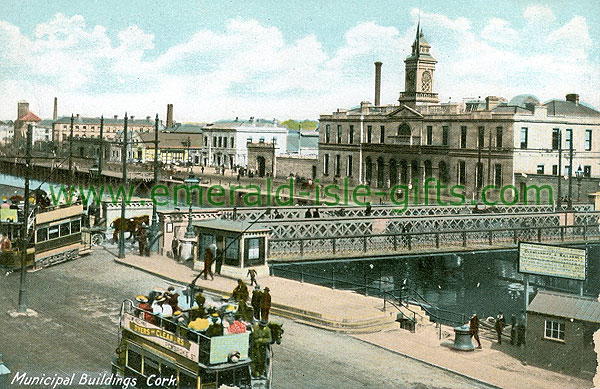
528, 290, 600, 324
544, 100, 600, 118
18, 112, 42, 122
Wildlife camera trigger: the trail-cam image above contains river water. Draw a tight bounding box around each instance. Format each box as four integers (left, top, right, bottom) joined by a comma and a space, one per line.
271, 244, 600, 324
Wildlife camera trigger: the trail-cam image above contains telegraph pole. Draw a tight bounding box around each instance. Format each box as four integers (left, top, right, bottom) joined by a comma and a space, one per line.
118, 113, 128, 259
568, 139, 574, 210
487, 130, 492, 187
68, 114, 74, 191
557, 131, 562, 208
150, 114, 160, 253
17, 124, 33, 313
98, 115, 104, 177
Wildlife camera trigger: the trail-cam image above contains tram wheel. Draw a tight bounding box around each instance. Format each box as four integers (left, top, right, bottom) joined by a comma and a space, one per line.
92, 233, 105, 246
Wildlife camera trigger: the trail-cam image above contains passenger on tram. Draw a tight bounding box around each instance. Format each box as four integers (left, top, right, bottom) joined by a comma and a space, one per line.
136, 295, 152, 322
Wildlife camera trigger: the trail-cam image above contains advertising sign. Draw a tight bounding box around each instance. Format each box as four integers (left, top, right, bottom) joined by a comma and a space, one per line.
518, 242, 587, 280
123, 313, 199, 361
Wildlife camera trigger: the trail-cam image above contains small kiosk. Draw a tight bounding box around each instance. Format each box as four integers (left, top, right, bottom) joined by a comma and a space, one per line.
193, 219, 271, 279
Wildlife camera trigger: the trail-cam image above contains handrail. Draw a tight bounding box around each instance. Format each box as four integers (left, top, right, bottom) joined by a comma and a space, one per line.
399, 287, 466, 326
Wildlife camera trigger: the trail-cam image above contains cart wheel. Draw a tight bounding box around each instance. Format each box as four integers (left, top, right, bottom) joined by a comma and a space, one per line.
91, 233, 105, 246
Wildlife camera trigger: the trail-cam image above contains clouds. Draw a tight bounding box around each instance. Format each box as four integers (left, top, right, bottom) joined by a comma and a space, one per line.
0, 7, 598, 122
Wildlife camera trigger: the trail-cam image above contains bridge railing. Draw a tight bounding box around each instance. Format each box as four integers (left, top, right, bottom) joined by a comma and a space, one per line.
268, 223, 600, 259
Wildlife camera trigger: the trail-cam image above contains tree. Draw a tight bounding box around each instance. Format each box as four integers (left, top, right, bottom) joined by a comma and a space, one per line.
281, 119, 318, 131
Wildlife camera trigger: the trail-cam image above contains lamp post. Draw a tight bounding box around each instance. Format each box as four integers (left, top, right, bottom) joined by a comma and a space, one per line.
88, 165, 100, 227
576, 165, 584, 202
179, 174, 200, 262
149, 114, 160, 253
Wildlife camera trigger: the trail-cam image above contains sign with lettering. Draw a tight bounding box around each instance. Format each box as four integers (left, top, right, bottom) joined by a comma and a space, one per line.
123, 313, 199, 361
518, 242, 587, 280
209, 333, 250, 365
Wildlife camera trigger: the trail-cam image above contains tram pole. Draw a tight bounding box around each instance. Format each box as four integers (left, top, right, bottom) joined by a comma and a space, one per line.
118, 113, 128, 259
150, 114, 160, 253
17, 124, 33, 313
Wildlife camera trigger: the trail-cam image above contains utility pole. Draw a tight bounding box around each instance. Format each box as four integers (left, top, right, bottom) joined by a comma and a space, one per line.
98, 115, 104, 178
118, 113, 128, 259
557, 131, 562, 208
568, 138, 574, 210
150, 114, 160, 253
475, 127, 483, 202
17, 124, 33, 313
68, 114, 74, 191
487, 130, 492, 187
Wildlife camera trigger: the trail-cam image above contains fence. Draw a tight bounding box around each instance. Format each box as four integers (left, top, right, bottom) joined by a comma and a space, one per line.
269, 223, 600, 259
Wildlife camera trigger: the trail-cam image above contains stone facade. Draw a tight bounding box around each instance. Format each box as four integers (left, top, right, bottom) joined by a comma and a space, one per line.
247, 142, 317, 179
317, 27, 600, 204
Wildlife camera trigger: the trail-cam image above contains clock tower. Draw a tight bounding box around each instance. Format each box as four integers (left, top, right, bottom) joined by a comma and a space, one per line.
399, 23, 439, 108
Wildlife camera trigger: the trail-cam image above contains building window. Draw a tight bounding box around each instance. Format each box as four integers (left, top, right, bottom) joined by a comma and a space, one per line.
204, 136, 208, 145
552, 165, 558, 175
213, 136, 217, 146
520, 127, 528, 149
380, 126, 385, 144
230, 137, 234, 148
426, 126, 433, 145
494, 164, 502, 187
349, 125, 354, 144
552, 128, 560, 150
566, 129, 573, 150
544, 320, 565, 341
246, 238, 260, 260
585, 130, 592, 151
335, 154, 341, 176
458, 161, 466, 185
367, 126, 372, 143
218, 137, 223, 147
495, 127, 503, 148
584, 165, 591, 178
323, 154, 329, 175
460, 126, 467, 148
347, 155, 353, 176
477, 126, 485, 149
325, 124, 330, 143
225, 237, 239, 264
223, 137, 227, 148
537, 165, 544, 174
442, 126, 449, 146
565, 165, 571, 176
332, 125, 340, 144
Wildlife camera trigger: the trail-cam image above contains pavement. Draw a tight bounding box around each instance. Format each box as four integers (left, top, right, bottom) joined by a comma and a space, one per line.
115, 252, 595, 389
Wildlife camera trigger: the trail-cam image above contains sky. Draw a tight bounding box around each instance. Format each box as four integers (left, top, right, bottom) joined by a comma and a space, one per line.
0, 0, 599, 122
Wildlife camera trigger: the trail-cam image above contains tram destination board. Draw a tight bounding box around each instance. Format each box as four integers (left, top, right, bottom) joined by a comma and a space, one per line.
518, 242, 587, 280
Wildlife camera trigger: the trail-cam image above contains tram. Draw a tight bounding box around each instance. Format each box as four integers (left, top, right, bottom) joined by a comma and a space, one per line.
0, 203, 89, 269
112, 288, 281, 389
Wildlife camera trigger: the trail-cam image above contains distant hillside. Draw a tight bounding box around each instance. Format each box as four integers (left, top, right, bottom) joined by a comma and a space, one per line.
281, 119, 318, 131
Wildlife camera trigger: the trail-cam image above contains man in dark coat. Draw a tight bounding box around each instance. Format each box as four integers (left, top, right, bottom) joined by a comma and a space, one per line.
247, 269, 258, 287
469, 313, 482, 348
261, 287, 272, 322
232, 279, 249, 303
510, 315, 517, 345
136, 223, 148, 256
201, 247, 214, 280
517, 310, 527, 347
251, 286, 262, 320
250, 320, 272, 378
495, 311, 505, 344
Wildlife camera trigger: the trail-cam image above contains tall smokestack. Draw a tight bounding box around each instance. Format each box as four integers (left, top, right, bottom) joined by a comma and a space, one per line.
53, 97, 58, 120
374, 62, 382, 106
166, 104, 173, 128
17, 100, 29, 121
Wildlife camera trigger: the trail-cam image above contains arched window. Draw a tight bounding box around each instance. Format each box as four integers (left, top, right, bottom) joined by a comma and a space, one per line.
365, 157, 372, 184
422, 71, 432, 93
397, 123, 411, 136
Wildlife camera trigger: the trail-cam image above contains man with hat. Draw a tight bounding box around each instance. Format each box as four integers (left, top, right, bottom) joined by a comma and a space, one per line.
250, 320, 272, 378
137, 223, 148, 256
261, 287, 272, 322
165, 286, 181, 313
251, 285, 262, 320
469, 313, 482, 349
232, 279, 249, 304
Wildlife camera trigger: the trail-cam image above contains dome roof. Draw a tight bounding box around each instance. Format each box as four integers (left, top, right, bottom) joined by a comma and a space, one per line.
508, 94, 540, 108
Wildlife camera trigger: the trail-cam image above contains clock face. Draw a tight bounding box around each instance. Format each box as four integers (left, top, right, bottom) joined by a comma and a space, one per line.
406, 70, 415, 92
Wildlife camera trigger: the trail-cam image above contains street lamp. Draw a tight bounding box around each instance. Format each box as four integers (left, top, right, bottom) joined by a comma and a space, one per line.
88, 164, 100, 227
576, 165, 584, 202
179, 174, 200, 262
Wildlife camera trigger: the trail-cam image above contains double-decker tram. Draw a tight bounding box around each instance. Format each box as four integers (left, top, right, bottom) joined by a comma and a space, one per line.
112, 287, 282, 389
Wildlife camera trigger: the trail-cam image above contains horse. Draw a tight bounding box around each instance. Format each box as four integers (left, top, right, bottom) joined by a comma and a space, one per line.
111, 215, 149, 243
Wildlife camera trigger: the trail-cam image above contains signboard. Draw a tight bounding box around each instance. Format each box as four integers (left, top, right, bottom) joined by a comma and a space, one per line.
518, 242, 587, 280
209, 333, 250, 365
123, 313, 199, 361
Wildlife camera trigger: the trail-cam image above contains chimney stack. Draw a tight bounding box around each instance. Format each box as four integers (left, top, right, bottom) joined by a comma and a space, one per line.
485, 96, 501, 111
166, 104, 174, 128
53, 97, 58, 120
17, 100, 29, 121
566, 93, 579, 105
374, 62, 382, 106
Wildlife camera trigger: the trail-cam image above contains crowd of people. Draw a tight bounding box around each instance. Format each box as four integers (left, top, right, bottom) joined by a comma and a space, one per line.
469, 310, 527, 348
133, 280, 278, 378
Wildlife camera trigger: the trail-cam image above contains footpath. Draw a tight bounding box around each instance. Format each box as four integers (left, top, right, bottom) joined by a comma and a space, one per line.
115, 254, 594, 389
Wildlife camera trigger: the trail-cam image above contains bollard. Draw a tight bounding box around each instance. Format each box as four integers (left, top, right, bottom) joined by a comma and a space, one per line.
452, 325, 474, 351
